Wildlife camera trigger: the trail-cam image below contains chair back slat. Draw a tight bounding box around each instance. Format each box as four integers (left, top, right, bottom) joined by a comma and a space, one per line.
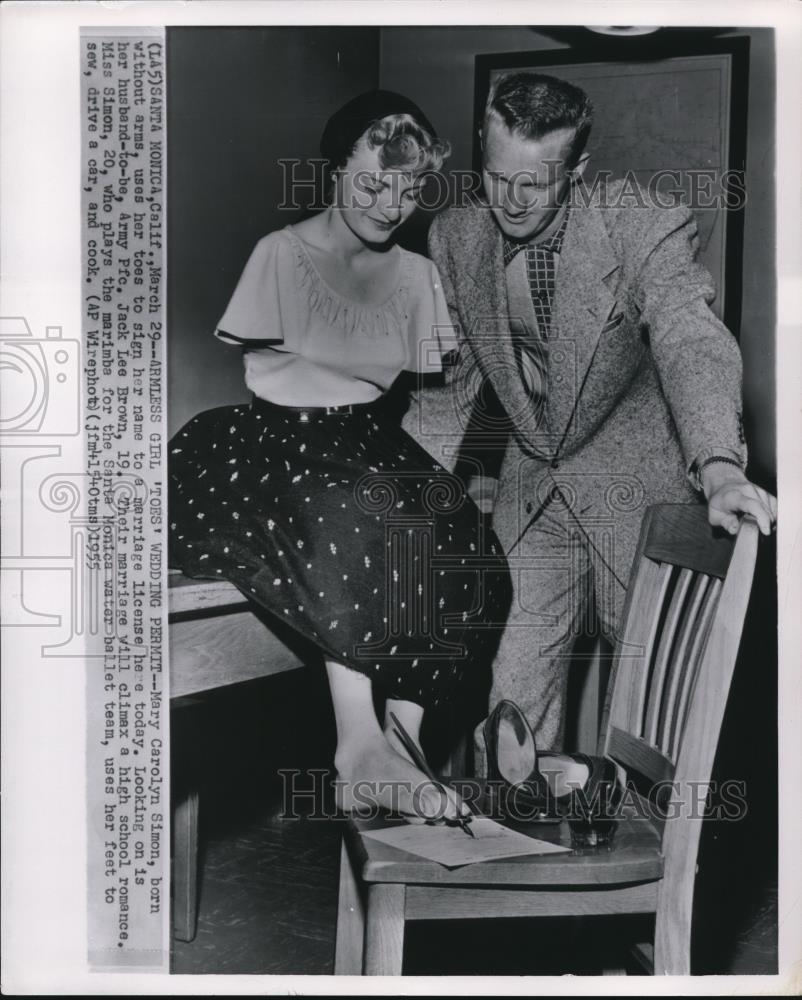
607, 726, 675, 785
643, 567, 694, 746
602, 507, 744, 767
654, 572, 710, 755
613, 561, 674, 739
667, 576, 723, 761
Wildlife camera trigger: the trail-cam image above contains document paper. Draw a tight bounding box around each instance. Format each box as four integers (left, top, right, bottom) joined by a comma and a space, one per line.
362, 816, 572, 868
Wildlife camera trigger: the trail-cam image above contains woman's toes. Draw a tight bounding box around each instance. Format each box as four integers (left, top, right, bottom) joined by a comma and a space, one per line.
411, 781, 462, 822
333, 737, 465, 823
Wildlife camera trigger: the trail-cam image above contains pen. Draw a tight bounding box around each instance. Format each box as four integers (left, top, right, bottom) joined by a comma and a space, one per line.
389, 712, 475, 838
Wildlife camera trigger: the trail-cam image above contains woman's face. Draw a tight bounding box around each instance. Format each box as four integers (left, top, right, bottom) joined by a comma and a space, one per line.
333, 138, 422, 244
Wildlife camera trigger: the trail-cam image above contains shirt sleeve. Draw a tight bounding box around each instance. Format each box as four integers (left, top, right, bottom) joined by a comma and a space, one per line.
403, 259, 461, 373
215, 232, 300, 346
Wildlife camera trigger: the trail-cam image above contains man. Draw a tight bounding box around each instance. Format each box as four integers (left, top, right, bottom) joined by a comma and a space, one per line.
404, 72, 776, 758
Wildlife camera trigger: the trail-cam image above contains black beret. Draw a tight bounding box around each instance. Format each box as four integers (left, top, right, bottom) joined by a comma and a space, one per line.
320, 89, 438, 174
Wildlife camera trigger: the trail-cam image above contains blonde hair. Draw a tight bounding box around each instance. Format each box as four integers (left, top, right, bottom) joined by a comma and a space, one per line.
362, 113, 451, 175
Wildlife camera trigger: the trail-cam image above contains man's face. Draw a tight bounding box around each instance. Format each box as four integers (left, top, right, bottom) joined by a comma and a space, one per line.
482, 115, 585, 241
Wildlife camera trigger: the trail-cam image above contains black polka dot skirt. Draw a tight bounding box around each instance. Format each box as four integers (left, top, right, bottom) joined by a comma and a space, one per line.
168, 396, 511, 709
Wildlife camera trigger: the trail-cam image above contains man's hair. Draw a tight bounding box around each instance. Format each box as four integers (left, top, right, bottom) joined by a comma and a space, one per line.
485, 72, 594, 165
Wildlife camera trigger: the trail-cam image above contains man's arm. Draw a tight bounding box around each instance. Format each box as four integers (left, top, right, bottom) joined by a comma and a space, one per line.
401, 214, 478, 473
635, 205, 776, 534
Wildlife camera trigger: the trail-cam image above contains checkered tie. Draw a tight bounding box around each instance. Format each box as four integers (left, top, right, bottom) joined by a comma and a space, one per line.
503, 209, 569, 411
503, 208, 569, 341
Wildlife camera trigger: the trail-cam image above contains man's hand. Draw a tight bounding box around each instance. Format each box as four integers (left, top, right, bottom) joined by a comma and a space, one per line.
701, 463, 777, 536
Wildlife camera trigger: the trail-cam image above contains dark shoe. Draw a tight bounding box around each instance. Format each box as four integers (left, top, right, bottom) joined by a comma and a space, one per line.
482, 700, 623, 821
482, 700, 551, 817
539, 751, 624, 821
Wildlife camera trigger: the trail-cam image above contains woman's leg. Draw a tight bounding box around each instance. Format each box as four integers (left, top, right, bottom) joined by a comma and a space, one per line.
326, 660, 462, 820
383, 698, 467, 812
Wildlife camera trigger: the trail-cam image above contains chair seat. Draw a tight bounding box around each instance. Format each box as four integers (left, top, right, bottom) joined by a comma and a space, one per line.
346, 814, 663, 888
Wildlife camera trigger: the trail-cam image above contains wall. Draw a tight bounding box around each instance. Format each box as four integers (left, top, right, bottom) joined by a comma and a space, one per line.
379, 26, 777, 485
167, 27, 379, 434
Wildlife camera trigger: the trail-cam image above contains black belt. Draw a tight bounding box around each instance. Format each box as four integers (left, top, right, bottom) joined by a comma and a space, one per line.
250, 393, 390, 422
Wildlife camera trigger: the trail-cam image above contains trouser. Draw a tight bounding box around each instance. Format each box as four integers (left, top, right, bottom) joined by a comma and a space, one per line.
474, 464, 648, 771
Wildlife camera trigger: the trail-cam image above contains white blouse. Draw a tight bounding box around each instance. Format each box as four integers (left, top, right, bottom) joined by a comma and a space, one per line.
215, 226, 459, 407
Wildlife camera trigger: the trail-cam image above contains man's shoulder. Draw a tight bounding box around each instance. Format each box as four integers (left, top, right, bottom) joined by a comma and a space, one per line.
430, 202, 490, 244
573, 177, 692, 238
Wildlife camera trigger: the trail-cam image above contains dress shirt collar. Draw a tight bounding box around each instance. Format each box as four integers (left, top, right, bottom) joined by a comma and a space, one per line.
503, 205, 571, 266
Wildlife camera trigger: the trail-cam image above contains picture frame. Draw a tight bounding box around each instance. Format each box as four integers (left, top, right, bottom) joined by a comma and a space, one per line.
474, 33, 750, 334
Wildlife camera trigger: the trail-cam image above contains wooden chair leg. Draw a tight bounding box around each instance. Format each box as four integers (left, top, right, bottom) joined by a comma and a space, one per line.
364, 883, 405, 976
654, 911, 691, 975
172, 784, 199, 942
334, 838, 365, 974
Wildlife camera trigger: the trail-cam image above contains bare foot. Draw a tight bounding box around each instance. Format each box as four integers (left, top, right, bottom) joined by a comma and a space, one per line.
335, 733, 462, 822
384, 724, 420, 764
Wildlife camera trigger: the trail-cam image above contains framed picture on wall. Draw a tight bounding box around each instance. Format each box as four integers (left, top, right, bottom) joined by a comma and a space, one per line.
474, 36, 749, 334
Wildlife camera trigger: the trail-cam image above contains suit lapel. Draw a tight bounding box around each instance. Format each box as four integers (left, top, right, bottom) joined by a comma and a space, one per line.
550, 201, 621, 448
460, 209, 549, 453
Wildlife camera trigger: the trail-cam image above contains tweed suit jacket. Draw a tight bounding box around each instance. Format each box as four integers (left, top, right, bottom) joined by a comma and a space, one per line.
403, 180, 747, 535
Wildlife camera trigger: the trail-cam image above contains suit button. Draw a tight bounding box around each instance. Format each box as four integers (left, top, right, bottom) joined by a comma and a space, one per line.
555, 374, 563, 383
525, 501, 533, 514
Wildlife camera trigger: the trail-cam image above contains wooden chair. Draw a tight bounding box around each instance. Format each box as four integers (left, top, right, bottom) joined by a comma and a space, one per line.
334, 504, 760, 975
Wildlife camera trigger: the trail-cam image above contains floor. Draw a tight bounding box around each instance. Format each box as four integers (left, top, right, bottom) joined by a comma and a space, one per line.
170, 662, 779, 978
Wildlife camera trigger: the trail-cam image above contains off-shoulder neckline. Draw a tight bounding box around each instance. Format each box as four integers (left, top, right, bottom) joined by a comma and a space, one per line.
283, 226, 414, 311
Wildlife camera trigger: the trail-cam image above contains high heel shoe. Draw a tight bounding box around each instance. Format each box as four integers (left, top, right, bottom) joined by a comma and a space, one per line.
482, 700, 624, 821
481, 700, 551, 816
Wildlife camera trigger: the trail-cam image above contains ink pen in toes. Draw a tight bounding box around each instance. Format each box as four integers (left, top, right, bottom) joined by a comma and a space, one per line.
389, 712, 475, 838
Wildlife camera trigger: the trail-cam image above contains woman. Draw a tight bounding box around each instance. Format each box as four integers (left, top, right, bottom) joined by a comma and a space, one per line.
169, 91, 510, 822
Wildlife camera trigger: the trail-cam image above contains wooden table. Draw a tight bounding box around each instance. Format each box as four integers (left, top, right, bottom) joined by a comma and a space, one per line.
168, 570, 307, 940
169, 570, 305, 700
